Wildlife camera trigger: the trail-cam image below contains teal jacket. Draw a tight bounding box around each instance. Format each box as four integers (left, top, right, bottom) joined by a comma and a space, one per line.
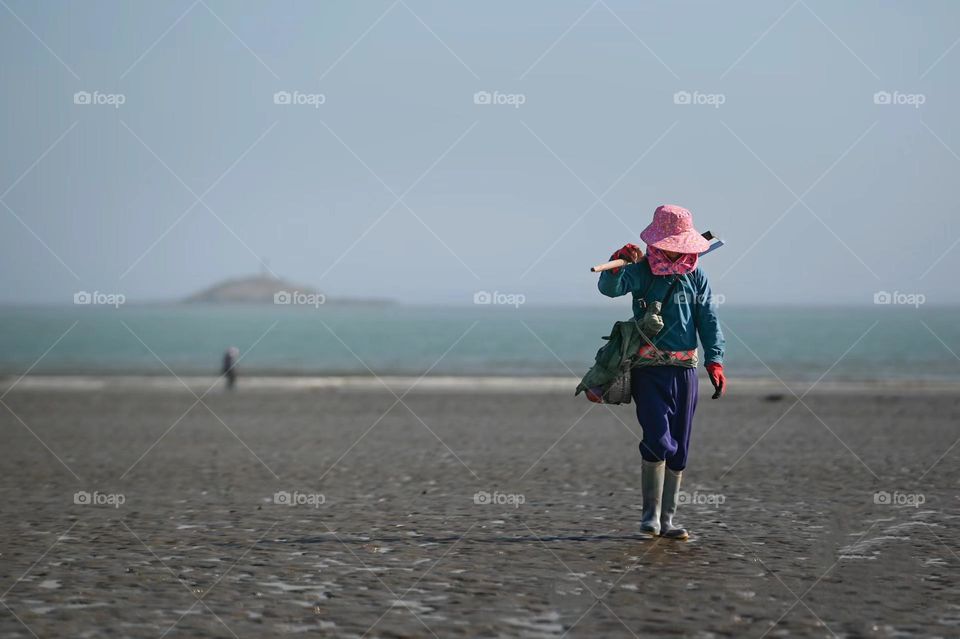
598, 261, 724, 365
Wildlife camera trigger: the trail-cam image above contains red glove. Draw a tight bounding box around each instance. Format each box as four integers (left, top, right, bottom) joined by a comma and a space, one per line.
608, 243, 643, 274
706, 362, 725, 399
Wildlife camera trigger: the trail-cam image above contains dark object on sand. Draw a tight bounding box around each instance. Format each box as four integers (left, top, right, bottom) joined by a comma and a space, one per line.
763, 393, 785, 402
222, 347, 239, 390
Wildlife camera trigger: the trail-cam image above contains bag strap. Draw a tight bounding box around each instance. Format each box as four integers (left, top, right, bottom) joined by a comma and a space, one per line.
634, 260, 686, 310
635, 274, 657, 307
638, 273, 683, 310
659, 275, 683, 308
629, 274, 688, 365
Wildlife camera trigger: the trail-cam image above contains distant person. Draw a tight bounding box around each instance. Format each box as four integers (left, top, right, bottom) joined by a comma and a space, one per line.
222, 347, 240, 390
594, 205, 726, 540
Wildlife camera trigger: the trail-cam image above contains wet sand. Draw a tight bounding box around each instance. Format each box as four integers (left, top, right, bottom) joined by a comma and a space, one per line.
1, 380, 958, 637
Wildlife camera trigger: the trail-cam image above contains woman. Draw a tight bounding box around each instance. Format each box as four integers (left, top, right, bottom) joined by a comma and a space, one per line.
596, 204, 726, 540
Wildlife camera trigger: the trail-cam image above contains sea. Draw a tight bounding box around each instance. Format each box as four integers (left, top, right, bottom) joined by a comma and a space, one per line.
0, 304, 958, 382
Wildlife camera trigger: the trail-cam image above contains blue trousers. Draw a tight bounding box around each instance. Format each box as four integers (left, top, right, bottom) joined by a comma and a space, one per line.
630, 366, 699, 471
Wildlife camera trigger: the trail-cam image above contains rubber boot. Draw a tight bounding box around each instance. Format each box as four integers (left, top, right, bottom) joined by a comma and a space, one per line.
660, 468, 689, 540
640, 460, 665, 536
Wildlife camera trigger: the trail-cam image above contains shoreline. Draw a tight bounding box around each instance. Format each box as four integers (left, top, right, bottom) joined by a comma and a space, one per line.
4, 373, 960, 395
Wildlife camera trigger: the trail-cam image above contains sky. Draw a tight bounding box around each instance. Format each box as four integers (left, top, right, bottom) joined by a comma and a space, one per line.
1, 0, 959, 306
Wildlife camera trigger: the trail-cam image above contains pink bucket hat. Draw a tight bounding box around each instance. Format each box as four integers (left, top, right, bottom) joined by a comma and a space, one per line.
640, 205, 710, 254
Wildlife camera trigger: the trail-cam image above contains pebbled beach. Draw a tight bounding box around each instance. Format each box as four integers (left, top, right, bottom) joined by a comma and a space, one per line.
1, 380, 958, 638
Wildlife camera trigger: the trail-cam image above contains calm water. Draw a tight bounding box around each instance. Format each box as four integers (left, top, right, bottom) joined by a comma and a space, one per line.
1, 304, 958, 381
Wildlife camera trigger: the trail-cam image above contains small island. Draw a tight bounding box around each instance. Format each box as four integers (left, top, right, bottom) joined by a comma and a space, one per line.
183, 274, 392, 306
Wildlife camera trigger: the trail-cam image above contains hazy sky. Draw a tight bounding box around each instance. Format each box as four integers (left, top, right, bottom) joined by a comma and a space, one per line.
2, 0, 959, 305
